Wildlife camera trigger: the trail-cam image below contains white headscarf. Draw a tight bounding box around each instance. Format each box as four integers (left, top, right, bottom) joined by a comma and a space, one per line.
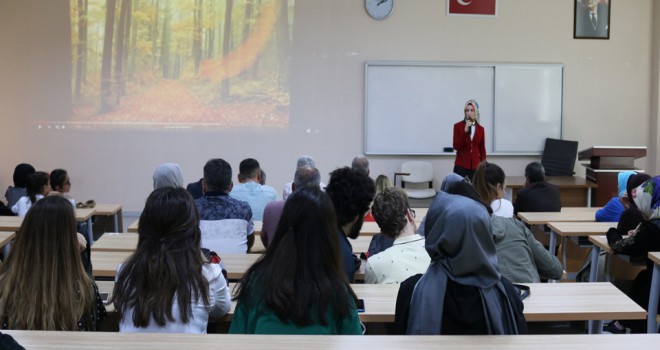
153, 163, 184, 189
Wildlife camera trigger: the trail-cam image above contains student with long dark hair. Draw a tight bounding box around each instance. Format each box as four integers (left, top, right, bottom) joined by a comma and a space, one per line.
4, 163, 35, 208
0, 196, 106, 330
230, 187, 362, 334
11, 171, 50, 217
112, 187, 231, 333
473, 161, 514, 217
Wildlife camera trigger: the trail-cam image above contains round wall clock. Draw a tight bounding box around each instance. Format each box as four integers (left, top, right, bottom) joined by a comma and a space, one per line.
365, 0, 394, 20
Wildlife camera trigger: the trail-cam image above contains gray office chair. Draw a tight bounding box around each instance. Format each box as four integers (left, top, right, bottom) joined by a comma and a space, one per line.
398, 161, 436, 199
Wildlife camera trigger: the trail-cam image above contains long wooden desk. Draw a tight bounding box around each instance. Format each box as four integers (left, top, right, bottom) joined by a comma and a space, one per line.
95, 282, 645, 333
647, 252, 660, 333
6, 331, 660, 350
92, 251, 366, 281
93, 233, 373, 255
0, 209, 95, 243
507, 176, 598, 207
128, 218, 383, 236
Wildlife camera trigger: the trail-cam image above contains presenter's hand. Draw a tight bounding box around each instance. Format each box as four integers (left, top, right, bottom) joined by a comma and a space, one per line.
464, 120, 474, 133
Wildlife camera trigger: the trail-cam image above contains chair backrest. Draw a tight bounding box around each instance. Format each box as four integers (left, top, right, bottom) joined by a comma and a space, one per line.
541, 138, 578, 176
401, 161, 434, 183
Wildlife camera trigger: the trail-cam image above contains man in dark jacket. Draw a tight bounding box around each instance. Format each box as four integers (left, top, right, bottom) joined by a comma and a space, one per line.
514, 162, 561, 215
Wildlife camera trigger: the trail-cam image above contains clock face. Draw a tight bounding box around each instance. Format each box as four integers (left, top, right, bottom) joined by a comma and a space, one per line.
365, 0, 393, 20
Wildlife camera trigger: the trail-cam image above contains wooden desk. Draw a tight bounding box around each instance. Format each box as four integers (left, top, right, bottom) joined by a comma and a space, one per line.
93, 204, 123, 233
507, 176, 597, 207
75, 208, 96, 245
546, 221, 617, 272
96, 282, 644, 332
94, 233, 373, 256
92, 251, 366, 281
518, 211, 598, 261
0, 210, 95, 244
128, 218, 381, 236
647, 252, 660, 333
0, 216, 22, 231
6, 331, 660, 350
0, 231, 15, 258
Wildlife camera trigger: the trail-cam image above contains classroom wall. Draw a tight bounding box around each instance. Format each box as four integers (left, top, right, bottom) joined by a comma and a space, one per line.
0, 0, 657, 212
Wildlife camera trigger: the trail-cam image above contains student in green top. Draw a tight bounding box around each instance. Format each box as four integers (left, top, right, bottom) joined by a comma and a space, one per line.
229, 187, 363, 334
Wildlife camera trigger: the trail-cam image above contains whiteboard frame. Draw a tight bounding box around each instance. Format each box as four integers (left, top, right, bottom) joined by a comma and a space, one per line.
364, 61, 564, 156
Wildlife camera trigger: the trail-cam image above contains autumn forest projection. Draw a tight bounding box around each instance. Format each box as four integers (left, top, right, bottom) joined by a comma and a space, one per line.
66, 0, 293, 129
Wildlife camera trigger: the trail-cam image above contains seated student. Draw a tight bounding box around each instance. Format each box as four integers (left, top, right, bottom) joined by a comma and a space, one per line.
282, 155, 327, 200
447, 181, 562, 283
595, 171, 636, 222
153, 163, 184, 189
616, 173, 652, 233
113, 187, 231, 333
473, 161, 514, 218
513, 162, 561, 215
365, 188, 429, 284
229, 188, 363, 335
325, 167, 376, 282
0, 196, 106, 330
4, 163, 35, 209
261, 166, 321, 248
415, 173, 465, 236
230, 158, 277, 221
605, 176, 660, 333
196, 158, 254, 253
11, 171, 50, 217
365, 175, 395, 257
50, 168, 76, 206
395, 189, 526, 335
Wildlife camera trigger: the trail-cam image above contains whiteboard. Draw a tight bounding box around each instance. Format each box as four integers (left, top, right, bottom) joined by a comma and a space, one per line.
364, 62, 563, 155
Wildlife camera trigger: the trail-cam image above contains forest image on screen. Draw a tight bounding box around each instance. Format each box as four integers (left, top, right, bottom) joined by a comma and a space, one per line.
65, 0, 293, 129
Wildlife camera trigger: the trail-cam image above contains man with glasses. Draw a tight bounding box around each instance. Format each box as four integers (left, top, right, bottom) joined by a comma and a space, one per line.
365, 188, 430, 284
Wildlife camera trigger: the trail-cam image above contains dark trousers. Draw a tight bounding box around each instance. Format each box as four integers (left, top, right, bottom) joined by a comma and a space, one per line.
453, 165, 475, 182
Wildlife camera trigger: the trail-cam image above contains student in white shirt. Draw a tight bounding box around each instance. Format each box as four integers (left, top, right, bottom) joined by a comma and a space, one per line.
11, 171, 50, 217
365, 188, 430, 284
112, 187, 231, 333
473, 161, 514, 218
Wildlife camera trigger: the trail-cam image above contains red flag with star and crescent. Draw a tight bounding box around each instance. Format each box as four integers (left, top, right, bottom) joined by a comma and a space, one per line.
448, 0, 497, 16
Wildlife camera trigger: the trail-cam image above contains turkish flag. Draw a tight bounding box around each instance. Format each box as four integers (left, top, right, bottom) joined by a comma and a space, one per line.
448, 0, 497, 16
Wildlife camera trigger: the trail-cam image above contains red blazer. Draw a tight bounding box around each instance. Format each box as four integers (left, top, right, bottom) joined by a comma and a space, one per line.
453, 120, 486, 170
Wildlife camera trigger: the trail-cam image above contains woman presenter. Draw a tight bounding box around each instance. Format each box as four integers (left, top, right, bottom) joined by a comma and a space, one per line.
452, 99, 486, 180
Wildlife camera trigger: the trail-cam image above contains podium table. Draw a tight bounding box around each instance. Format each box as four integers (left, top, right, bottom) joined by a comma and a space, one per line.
578, 146, 646, 207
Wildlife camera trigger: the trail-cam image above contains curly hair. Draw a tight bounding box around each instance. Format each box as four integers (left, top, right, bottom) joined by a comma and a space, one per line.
371, 188, 409, 238
325, 167, 375, 226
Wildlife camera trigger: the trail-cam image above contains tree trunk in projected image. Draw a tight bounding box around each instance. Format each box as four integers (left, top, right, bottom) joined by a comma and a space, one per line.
193, 0, 203, 74
160, 1, 171, 79
241, 0, 256, 79
114, 0, 131, 102
205, 1, 215, 60
128, 0, 138, 79
276, 0, 291, 91
100, 0, 116, 113
151, 0, 160, 67
74, 0, 88, 102
221, 0, 233, 97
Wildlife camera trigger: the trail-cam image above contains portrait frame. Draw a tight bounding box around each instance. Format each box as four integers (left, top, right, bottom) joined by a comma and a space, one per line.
574, 0, 610, 40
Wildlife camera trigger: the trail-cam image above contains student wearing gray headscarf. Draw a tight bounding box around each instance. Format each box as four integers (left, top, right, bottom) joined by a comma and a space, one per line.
395, 191, 526, 335
415, 172, 464, 236
153, 163, 184, 189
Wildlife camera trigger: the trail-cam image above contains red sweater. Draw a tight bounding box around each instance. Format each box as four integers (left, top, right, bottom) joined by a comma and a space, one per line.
453, 120, 486, 170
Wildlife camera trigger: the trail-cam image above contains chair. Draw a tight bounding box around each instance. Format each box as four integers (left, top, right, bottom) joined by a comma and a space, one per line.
396, 161, 436, 199
541, 138, 578, 176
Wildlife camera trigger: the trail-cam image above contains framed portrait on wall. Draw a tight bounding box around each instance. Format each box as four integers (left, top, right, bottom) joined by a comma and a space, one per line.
574, 0, 610, 39
446, 0, 497, 17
